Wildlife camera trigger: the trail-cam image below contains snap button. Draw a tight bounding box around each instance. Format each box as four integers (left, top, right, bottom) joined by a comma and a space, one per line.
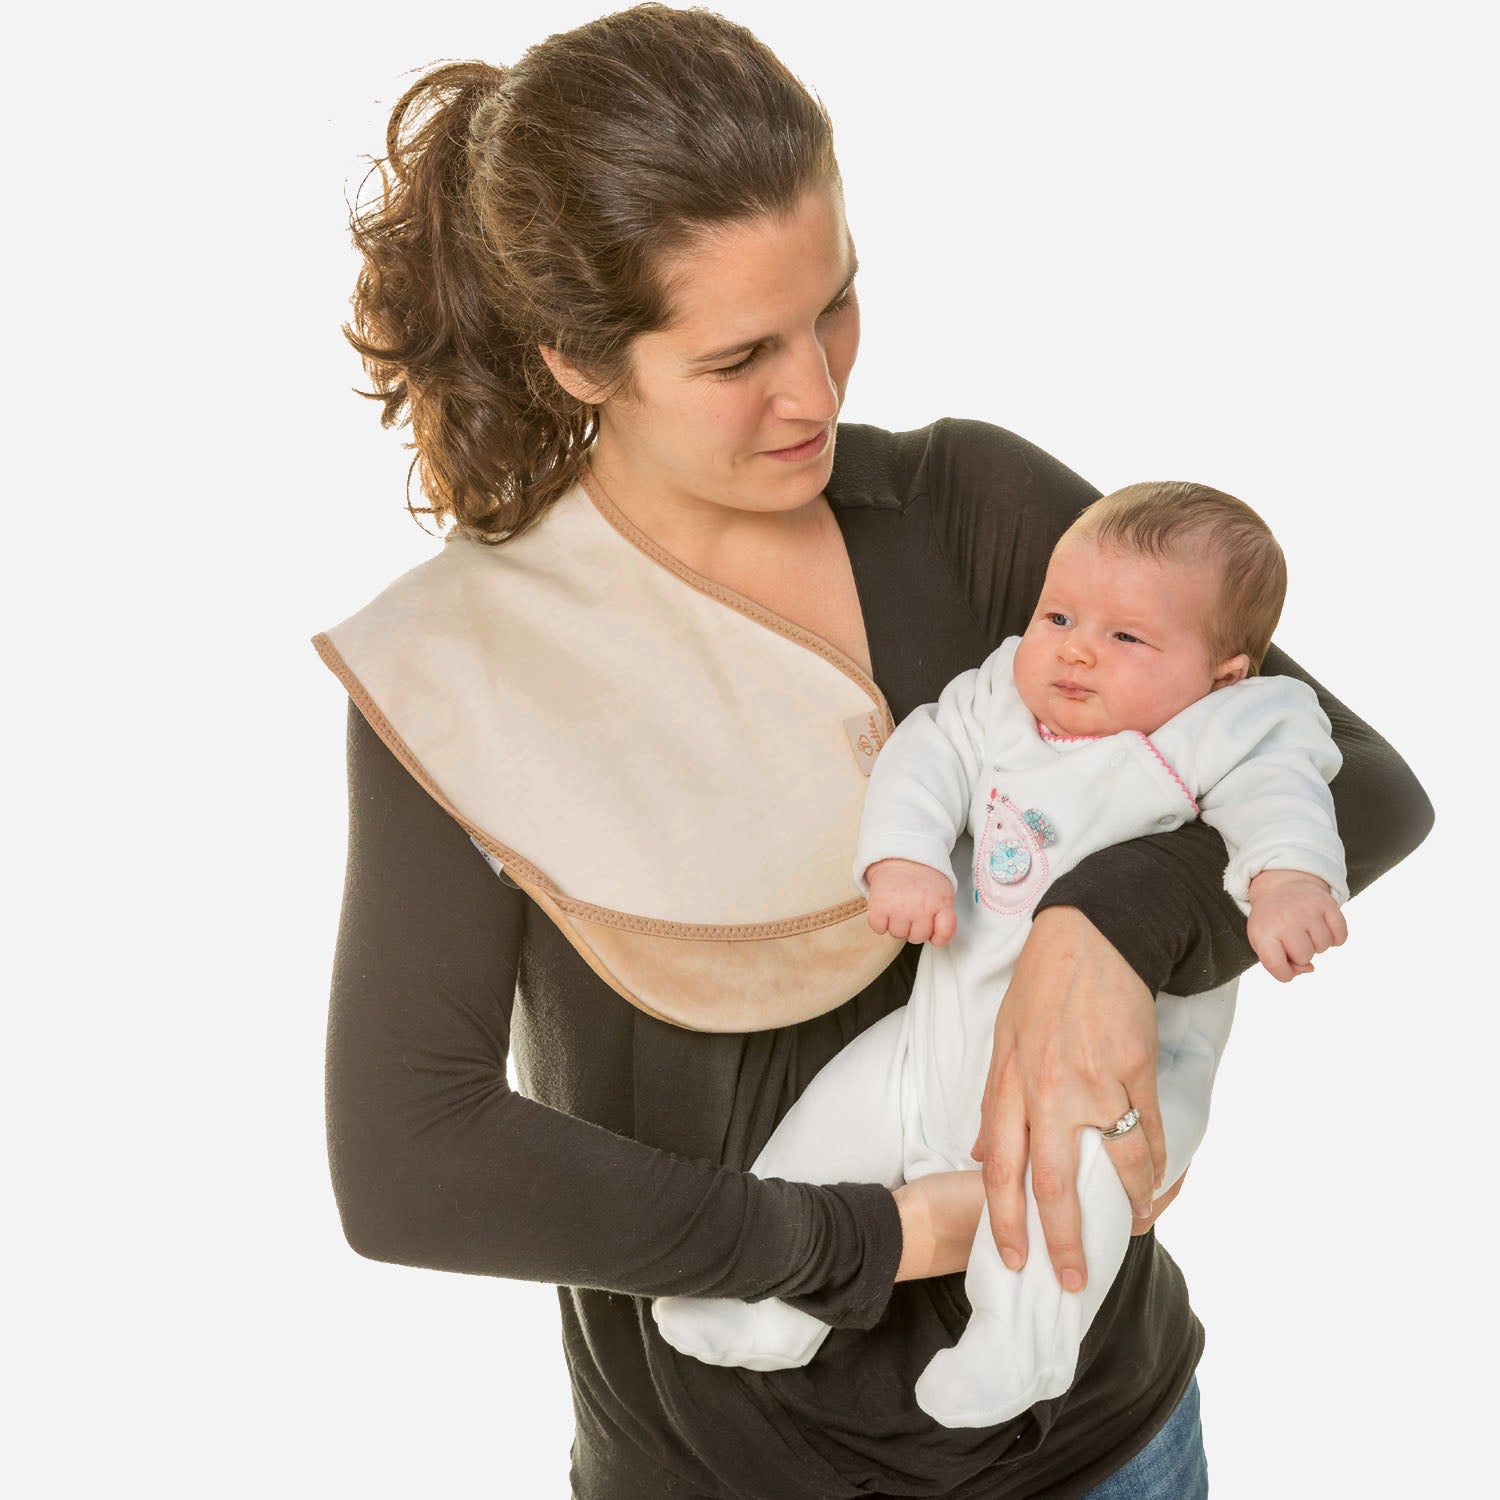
1157, 813, 1175, 826
1109, 751, 1126, 768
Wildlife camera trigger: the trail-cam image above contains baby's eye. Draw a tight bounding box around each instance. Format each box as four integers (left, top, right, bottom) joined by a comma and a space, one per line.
1112, 632, 1141, 644
1045, 612, 1071, 627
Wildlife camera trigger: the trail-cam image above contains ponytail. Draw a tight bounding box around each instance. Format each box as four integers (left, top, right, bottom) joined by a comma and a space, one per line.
345, 60, 593, 543
345, 6, 838, 542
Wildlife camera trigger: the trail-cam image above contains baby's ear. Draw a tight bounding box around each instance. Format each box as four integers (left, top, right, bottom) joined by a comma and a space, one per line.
1211, 654, 1251, 691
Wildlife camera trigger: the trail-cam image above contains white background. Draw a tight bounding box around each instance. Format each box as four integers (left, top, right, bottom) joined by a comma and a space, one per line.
11, 2, 1494, 1495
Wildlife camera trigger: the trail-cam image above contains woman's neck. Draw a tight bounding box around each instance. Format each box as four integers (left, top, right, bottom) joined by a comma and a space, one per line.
586, 450, 830, 582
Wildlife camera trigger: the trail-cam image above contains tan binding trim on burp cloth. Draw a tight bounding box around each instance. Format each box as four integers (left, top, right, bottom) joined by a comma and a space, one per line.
316, 479, 903, 1031
580, 468, 890, 717
528, 884, 900, 1034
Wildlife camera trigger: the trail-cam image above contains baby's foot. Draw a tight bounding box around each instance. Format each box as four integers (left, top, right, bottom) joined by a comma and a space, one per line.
914, 1310, 1077, 1428
651, 1293, 830, 1372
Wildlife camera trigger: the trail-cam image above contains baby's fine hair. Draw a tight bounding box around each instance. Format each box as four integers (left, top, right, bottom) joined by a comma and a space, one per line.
1065, 482, 1287, 674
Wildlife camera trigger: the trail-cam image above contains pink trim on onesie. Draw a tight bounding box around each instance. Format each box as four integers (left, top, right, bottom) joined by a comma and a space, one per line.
1033, 719, 1198, 814
1131, 732, 1200, 814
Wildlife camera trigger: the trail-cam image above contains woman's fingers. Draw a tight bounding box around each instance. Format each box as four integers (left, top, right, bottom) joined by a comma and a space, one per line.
1131, 1165, 1188, 1235
1101, 1105, 1160, 1222
1029, 1124, 1085, 1289
975, 1086, 1030, 1271
1129, 1068, 1168, 1198
1032, 1081, 1160, 1288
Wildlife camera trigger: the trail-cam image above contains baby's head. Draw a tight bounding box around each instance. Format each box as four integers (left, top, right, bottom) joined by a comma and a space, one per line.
1013, 481, 1287, 738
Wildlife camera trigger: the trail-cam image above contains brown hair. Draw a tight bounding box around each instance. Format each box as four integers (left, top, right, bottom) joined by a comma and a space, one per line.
1065, 481, 1288, 673
344, 5, 839, 542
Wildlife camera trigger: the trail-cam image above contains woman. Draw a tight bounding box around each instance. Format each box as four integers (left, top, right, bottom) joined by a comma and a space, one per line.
319, 8, 1431, 1497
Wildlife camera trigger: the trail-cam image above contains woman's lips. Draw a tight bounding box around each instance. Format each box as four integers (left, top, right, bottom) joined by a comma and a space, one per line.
763, 426, 830, 462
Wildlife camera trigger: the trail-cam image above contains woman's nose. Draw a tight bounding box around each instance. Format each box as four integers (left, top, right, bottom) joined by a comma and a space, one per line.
771, 338, 839, 421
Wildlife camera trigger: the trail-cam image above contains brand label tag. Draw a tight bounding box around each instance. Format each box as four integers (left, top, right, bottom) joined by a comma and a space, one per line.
843, 710, 886, 776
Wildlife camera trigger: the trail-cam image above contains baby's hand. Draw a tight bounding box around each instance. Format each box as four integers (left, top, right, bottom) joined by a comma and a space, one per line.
1246, 870, 1349, 983
865, 858, 957, 947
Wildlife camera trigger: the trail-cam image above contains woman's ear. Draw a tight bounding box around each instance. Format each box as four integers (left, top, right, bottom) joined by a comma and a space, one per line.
538, 345, 608, 407
1210, 654, 1251, 691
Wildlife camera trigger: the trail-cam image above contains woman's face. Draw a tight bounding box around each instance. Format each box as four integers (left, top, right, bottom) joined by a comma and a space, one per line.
588, 182, 860, 526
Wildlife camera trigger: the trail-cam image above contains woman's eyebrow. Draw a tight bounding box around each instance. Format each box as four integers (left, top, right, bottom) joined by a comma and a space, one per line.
687, 260, 860, 365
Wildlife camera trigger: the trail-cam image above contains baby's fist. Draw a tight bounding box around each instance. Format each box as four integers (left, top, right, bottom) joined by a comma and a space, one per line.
864, 858, 957, 947
1246, 870, 1348, 983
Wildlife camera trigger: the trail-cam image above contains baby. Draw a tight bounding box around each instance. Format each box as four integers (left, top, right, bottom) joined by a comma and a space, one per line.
653, 481, 1348, 1428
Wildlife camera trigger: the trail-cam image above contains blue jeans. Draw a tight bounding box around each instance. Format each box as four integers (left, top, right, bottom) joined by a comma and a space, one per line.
1078, 1377, 1209, 1499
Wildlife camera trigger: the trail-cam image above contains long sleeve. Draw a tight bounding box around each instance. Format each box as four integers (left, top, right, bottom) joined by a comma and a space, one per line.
852, 642, 1020, 892
325, 701, 902, 1326
1158, 675, 1348, 910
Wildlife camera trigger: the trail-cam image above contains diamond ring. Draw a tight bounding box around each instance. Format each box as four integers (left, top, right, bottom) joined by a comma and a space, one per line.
1100, 1107, 1140, 1140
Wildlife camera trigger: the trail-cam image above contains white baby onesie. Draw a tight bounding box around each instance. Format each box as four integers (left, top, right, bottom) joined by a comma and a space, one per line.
653, 637, 1346, 1427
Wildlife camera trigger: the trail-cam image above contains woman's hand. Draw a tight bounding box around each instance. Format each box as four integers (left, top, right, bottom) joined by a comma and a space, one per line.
970, 906, 1165, 1293
892, 1171, 986, 1281
891, 1157, 1179, 1284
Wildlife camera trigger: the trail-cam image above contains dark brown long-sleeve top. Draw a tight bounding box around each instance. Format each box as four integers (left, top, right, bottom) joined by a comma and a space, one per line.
326, 419, 1433, 1500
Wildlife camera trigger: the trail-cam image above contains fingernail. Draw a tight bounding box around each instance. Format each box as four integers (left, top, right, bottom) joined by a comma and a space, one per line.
1001, 1248, 1022, 1271
1062, 1269, 1084, 1293
1135, 1202, 1153, 1219
1154, 1173, 1164, 1191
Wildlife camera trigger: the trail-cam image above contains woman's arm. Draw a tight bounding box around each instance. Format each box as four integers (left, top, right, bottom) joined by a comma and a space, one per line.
326, 702, 903, 1328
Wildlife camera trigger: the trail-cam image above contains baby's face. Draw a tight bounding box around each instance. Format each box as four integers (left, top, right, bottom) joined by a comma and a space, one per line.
1013, 536, 1240, 738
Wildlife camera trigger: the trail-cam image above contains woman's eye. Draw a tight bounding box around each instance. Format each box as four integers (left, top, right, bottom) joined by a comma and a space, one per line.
712, 348, 763, 381
821, 286, 856, 320
711, 289, 853, 381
